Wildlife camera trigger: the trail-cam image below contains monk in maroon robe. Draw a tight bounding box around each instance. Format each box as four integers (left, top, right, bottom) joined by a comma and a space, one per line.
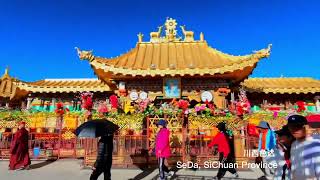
9, 122, 31, 170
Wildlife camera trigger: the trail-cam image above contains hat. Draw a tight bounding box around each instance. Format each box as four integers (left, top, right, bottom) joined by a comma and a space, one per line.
257, 121, 270, 129
287, 115, 307, 127
275, 125, 291, 137
157, 119, 167, 127
216, 122, 227, 132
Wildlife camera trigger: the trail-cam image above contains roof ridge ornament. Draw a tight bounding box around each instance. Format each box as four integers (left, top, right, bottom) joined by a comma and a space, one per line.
5, 67, 9, 75
1, 66, 10, 79
253, 44, 272, 57
150, 26, 162, 43
137, 32, 144, 43
165, 17, 178, 41
148, 18, 199, 43
200, 32, 205, 42
75, 47, 95, 61
180, 25, 194, 42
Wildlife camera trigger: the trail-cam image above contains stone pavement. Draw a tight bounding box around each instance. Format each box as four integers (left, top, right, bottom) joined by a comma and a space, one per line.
0, 160, 264, 180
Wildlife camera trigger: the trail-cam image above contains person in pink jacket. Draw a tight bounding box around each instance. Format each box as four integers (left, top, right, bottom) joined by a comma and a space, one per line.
155, 119, 172, 180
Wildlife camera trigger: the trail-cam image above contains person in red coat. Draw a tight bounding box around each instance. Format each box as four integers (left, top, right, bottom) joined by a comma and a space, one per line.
208, 122, 238, 180
155, 119, 173, 180
9, 122, 31, 170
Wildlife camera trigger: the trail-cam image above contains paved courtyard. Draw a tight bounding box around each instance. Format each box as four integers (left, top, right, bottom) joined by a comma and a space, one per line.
0, 160, 264, 180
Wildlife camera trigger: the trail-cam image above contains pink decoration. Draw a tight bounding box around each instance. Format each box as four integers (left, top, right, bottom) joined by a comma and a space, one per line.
139, 99, 150, 112
195, 104, 206, 112
98, 102, 108, 113
273, 111, 278, 118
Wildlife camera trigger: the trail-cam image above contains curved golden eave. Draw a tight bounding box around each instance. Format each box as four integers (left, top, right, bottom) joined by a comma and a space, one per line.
242, 77, 320, 94
79, 42, 271, 78
15, 79, 111, 94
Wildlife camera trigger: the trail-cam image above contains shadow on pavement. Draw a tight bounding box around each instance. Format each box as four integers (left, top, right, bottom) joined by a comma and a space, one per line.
149, 174, 260, 180
29, 160, 57, 170
128, 167, 157, 180
129, 165, 181, 180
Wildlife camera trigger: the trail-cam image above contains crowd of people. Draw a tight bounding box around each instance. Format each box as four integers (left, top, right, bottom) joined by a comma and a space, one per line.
207, 114, 320, 180
254, 114, 320, 180
6, 114, 320, 180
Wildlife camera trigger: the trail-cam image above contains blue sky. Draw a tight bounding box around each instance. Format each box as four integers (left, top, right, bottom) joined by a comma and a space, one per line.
1, 0, 319, 81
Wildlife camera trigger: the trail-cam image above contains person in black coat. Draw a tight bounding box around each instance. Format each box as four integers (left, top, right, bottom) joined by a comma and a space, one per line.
90, 134, 114, 180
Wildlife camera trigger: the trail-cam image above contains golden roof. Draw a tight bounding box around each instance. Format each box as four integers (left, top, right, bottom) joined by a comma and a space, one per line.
0, 71, 112, 99
76, 18, 271, 78
242, 78, 320, 94
16, 78, 110, 93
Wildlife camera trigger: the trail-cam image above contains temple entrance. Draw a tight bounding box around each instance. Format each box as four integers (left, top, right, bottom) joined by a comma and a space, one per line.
81, 116, 253, 168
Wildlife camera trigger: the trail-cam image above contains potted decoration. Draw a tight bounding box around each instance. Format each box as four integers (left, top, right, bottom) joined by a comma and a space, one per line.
55, 102, 66, 116
109, 95, 118, 110
97, 101, 108, 117
55, 102, 69, 129
81, 92, 93, 121
296, 101, 306, 112
178, 99, 189, 115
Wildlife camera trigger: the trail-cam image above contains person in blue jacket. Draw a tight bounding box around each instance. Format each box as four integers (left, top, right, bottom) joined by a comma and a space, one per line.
256, 121, 276, 180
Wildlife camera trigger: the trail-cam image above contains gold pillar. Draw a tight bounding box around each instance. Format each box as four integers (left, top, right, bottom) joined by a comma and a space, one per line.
234, 136, 244, 161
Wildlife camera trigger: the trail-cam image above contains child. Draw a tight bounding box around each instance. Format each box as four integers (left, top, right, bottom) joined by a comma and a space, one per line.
155, 119, 173, 180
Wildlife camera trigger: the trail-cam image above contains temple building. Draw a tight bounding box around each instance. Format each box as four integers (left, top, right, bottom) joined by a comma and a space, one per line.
1, 18, 320, 111
0, 69, 111, 111
242, 77, 320, 110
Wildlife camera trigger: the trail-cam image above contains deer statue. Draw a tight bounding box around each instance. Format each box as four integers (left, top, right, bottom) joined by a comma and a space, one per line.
150, 26, 163, 42
75, 47, 95, 61
180, 25, 194, 42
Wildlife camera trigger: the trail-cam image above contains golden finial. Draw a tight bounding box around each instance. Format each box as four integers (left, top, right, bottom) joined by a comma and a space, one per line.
253, 43, 272, 57
267, 44, 272, 51
1, 66, 10, 79
200, 32, 204, 41
5, 66, 9, 75
137, 33, 144, 43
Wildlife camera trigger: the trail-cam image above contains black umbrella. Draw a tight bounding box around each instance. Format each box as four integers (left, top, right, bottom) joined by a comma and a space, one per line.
75, 119, 119, 138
